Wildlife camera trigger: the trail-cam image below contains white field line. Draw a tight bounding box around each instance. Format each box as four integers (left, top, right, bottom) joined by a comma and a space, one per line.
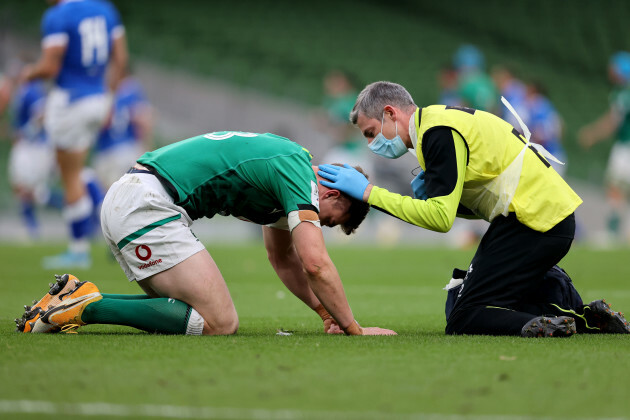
0, 400, 627, 420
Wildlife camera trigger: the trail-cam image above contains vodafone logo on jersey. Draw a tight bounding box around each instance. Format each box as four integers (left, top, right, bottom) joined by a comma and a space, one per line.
135, 244, 163, 270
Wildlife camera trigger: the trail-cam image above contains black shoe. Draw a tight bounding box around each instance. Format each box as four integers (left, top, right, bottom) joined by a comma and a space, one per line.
583, 299, 630, 334
521, 316, 576, 338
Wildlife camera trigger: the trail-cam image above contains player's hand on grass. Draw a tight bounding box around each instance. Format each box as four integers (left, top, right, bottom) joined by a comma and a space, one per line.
361, 327, 398, 335
324, 318, 344, 334
315, 303, 344, 334
339, 320, 397, 336
315, 306, 397, 336
318, 164, 371, 202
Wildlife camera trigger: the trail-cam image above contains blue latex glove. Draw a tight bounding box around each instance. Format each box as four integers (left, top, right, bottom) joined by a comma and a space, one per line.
410, 170, 428, 200
318, 163, 370, 201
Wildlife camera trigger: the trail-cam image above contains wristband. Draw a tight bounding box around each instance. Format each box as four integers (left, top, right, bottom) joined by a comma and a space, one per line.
343, 319, 363, 336
314, 304, 332, 321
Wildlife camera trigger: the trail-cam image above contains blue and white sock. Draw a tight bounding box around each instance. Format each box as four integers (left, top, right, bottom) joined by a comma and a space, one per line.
20, 200, 39, 238
63, 194, 93, 254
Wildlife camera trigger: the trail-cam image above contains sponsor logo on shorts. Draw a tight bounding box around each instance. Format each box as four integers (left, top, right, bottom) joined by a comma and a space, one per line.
135, 244, 161, 269
138, 259, 163, 270
135, 245, 152, 261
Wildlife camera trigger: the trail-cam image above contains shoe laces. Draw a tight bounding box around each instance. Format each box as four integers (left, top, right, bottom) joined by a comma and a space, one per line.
61, 324, 80, 334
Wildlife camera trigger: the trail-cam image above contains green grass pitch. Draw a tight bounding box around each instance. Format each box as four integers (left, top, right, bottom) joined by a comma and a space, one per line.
1, 242, 629, 419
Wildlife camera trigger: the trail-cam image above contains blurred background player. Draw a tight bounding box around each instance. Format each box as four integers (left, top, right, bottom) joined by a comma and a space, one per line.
0, 56, 62, 239
317, 70, 373, 174
21, 0, 128, 268
93, 64, 153, 189
579, 51, 630, 244
491, 64, 529, 132
526, 80, 567, 177
437, 63, 463, 107
453, 44, 499, 114
450, 45, 499, 247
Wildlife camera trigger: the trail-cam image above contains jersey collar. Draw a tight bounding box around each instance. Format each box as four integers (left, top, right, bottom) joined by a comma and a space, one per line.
409, 108, 420, 149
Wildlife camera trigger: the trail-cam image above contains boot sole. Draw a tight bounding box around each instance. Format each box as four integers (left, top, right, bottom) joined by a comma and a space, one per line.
522, 316, 576, 338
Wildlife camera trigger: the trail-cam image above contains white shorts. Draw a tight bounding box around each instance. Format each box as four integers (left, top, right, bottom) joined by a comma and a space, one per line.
93, 142, 145, 188
45, 89, 112, 152
8, 139, 56, 191
101, 172, 205, 282
606, 142, 630, 191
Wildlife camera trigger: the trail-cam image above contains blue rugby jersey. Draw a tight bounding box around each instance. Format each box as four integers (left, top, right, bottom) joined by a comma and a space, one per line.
41, 0, 124, 101
95, 77, 148, 152
11, 80, 47, 143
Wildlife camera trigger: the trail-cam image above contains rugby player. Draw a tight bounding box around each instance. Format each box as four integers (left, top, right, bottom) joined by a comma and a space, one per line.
22, 0, 128, 269
17, 131, 396, 337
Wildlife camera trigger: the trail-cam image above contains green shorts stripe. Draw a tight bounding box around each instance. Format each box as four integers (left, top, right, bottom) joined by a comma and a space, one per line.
117, 214, 182, 250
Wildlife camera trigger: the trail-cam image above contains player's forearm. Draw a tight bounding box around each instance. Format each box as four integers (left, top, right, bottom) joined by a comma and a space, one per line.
23, 61, 58, 81
291, 223, 360, 334
303, 262, 355, 330
273, 261, 321, 309
134, 110, 154, 148
581, 111, 620, 146
264, 226, 322, 310
24, 46, 65, 82
0, 80, 14, 115
108, 35, 129, 91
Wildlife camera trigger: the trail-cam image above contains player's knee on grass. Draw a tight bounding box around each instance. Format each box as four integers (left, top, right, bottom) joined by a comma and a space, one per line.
202, 308, 239, 335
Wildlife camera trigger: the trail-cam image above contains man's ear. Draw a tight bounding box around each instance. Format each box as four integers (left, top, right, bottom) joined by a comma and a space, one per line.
323, 189, 341, 200
384, 105, 396, 120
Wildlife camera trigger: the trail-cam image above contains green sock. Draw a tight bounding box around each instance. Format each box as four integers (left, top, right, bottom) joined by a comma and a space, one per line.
101, 293, 152, 300
82, 297, 204, 335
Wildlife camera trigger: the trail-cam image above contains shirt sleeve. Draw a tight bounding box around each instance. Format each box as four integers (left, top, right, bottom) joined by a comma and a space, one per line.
367, 127, 468, 232
106, 3, 125, 40
41, 9, 68, 48
261, 152, 321, 232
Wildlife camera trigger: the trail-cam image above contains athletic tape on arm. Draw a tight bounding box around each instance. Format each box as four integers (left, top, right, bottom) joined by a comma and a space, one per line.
287, 210, 321, 232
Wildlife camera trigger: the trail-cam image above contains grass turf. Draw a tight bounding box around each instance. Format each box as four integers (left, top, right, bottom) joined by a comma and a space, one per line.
1, 243, 629, 419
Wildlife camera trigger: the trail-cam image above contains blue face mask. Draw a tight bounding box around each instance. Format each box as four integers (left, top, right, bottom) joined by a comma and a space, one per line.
369, 112, 409, 159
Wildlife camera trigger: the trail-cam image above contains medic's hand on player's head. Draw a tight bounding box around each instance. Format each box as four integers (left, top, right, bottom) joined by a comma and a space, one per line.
411, 170, 428, 200
318, 163, 369, 202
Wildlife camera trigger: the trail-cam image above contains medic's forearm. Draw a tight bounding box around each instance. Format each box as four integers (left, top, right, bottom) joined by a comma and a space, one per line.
367, 187, 459, 232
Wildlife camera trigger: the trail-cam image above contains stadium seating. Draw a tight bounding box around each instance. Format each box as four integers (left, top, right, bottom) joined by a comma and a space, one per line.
3, 0, 630, 180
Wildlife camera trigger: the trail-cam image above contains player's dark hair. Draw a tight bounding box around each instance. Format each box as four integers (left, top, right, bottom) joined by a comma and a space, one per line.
330, 163, 371, 235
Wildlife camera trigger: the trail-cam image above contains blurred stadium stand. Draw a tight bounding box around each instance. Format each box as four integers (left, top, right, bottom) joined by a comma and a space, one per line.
1, 0, 629, 243
3, 0, 629, 181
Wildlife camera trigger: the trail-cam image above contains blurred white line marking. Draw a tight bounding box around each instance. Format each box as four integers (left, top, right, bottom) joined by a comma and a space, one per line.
0, 400, 626, 420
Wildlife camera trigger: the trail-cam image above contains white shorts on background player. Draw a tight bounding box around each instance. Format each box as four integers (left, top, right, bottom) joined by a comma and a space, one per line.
606, 142, 630, 191
101, 172, 205, 282
93, 142, 144, 187
45, 89, 112, 151
8, 139, 56, 195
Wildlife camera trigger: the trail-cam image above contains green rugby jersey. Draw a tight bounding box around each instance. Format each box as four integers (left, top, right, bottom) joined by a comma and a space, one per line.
457, 72, 498, 112
610, 88, 630, 144
137, 132, 320, 227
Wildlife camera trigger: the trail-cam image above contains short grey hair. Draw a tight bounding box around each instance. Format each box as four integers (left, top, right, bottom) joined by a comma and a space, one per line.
349, 81, 416, 125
